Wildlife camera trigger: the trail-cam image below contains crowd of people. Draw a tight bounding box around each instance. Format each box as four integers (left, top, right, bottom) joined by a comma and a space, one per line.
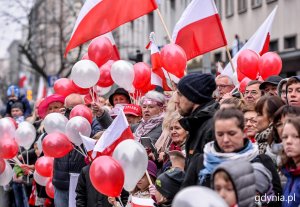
0, 73, 300, 207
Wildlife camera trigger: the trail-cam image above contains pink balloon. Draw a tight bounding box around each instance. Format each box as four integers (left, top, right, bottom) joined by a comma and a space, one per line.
35, 156, 54, 177
161, 44, 187, 78
70, 104, 93, 124
42, 132, 73, 158
88, 36, 113, 67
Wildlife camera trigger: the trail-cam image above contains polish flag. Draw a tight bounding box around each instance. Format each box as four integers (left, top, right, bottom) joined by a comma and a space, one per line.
80, 133, 97, 160
92, 110, 133, 157
65, 0, 158, 55
131, 196, 155, 207
19, 74, 27, 88
102, 32, 120, 60
222, 6, 278, 84
172, 0, 227, 60
37, 77, 47, 100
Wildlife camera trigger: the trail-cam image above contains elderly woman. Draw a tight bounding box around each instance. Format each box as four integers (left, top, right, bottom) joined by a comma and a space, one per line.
281, 117, 300, 207
181, 108, 282, 206
133, 91, 165, 144
255, 96, 284, 154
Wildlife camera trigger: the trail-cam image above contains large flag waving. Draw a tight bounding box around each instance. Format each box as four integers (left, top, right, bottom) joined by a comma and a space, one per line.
222, 6, 278, 83
92, 110, 133, 157
65, 0, 158, 55
172, 0, 227, 60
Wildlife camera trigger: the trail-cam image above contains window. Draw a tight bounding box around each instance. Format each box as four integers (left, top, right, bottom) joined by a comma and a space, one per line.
266, 0, 277, 4
147, 13, 154, 35
269, 40, 279, 51
251, 0, 262, 9
238, 0, 247, 14
214, 52, 222, 62
214, 0, 222, 19
225, 0, 234, 18
284, 36, 297, 49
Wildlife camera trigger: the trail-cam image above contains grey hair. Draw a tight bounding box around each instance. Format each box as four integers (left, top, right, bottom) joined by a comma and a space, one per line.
215, 75, 234, 85
140, 91, 166, 105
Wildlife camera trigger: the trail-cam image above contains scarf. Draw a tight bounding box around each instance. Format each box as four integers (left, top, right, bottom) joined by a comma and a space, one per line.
255, 125, 272, 154
198, 140, 259, 184
135, 114, 164, 141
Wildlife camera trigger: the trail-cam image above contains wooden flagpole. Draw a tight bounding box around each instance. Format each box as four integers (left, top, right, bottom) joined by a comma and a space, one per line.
156, 9, 172, 43
225, 45, 236, 73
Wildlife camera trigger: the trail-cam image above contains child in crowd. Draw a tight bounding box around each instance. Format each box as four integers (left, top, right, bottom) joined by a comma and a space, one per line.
154, 167, 185, 207
211, 160, 256, 207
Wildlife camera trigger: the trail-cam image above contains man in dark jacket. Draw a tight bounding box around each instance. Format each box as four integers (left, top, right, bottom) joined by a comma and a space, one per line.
174, 73, 219, 168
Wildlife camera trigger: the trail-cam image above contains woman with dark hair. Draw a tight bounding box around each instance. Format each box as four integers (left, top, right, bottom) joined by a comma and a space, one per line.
281, 117, 300, 207
181, 108, 282, 207
266, 105, 300, 165
255, 96, 284, 154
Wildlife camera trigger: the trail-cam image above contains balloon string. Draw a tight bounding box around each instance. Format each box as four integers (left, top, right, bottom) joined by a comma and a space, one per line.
89, 88, 95, 103
13, 157, 22, 165
118, 197, 124, 207
74, 147, 86, 157
78, 145, 87, 156
27, 150, 29, 183
18, 147, 25, 165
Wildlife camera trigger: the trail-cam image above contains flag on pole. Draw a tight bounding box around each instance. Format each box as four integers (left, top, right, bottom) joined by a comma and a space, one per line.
131, 196, 155, 207
222, 6, 278, 83
102, 32, 120, 60
172, 0, 227, 60
65, 0, 158, 55
37, 77, 47, 100
92, 110, 133, 157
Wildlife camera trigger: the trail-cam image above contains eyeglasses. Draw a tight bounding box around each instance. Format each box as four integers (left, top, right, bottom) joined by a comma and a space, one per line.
217, 84, 232, 89
244, 118, 257, 124
244, 90, 259, 96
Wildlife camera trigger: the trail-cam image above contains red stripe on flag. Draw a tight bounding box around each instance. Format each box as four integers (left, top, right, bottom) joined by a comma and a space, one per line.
175, 14, 227, 60
259, 33, 270, 56
65, 0, 157, 55
111, 45, 120, 60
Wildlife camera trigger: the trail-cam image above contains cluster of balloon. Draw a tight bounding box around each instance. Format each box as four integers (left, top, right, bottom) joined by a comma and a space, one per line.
237, 49, 282, 81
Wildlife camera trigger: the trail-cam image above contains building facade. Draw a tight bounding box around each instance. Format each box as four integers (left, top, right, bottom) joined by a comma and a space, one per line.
116, 0, 300, 76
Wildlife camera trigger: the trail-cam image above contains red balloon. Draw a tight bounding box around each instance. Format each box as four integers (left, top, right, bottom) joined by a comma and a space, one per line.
88, 36, 113, 67
237, 49, 260, 80
258, 52, 282, 80
71, 81, 90, 95
46, 179, 55, 199
35, 156, 54, 177
42, 132, 73, 158
97, 60, 114, 87
239, 77, 252, 94
90, 156, 124, 197
161, 44, 187, 78
133, 62, 151, 90
140, 81, 155, 94
0, 158, 5, 174
70, 104, 93, 124
0, 138, 19, 159
81, 53, 89, 60
237, 68, 246, 82
54, 78, 76, 97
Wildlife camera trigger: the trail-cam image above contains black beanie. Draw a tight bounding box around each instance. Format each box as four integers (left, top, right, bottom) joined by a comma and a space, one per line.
155, 168, 185, 200
177, 73, 216, 104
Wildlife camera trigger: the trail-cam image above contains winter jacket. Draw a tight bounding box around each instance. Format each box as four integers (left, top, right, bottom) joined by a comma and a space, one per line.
179, 100, 219, 167
282, 166, 300, 207
91, 117, 103, 137
212, 160, 256, 207
52, 148, 86, 191
131, 123, 162, 144
76, 165, 111, 207
181, 140, 282, 206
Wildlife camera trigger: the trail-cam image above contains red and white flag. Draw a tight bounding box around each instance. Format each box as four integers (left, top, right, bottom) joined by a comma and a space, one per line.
172, 0, 227, 60
92, 110, 133, 157
65, 0, 158, 55
19, 73, 28, 88
222, 6, 278, 83
131, 196, 155, 207
37, 77, 47, 100
102, 32, 120, 60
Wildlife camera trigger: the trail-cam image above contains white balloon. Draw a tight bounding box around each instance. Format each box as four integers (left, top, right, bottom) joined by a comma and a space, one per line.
66, 116, 91, 146
113, 140, 148, 192
96, 86, 112, 96
0, 161, 13, 186
111, 60, 135, 90
15, 121, 36, 150
44, 113, 68, 134
71, 60, 100, 88
33, 170, 50, 186
172, 186, 228, 207
0, 118, 16, 139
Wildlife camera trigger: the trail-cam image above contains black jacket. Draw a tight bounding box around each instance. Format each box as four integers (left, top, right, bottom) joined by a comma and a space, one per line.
53, 148, 86, 191
76, 165, 111, 207
179, 100, 219, 167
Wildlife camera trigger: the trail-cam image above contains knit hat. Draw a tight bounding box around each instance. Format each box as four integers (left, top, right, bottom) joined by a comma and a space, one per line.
155, 168, 185, 199
109, 88, 131, 106
11, 102, 24, 112
252, 163, 273, 194
177, 73, 216, 104
7, 85, 20, 97
259, 75, 283, 90
147, 160, 157, 178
